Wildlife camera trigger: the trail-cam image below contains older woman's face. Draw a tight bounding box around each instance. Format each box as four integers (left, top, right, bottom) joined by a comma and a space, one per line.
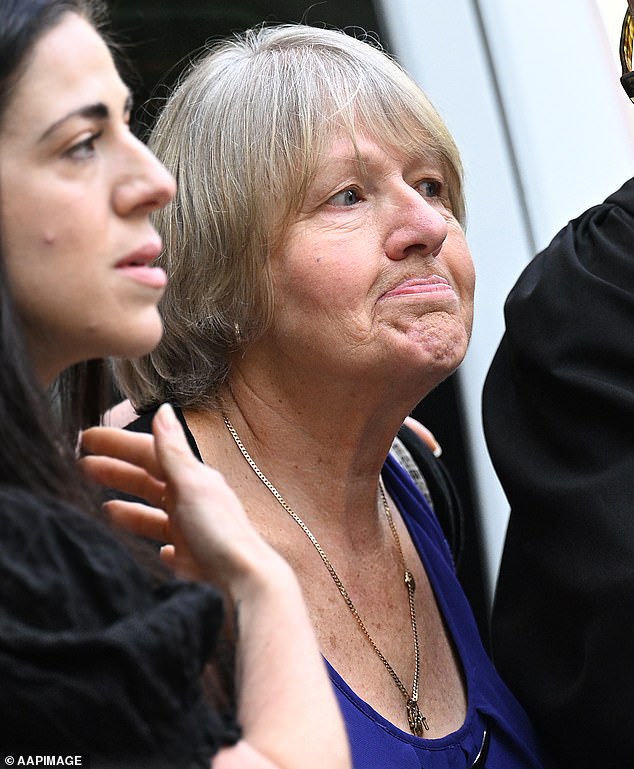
265, 133, 475, 395
0, 13, 175, 384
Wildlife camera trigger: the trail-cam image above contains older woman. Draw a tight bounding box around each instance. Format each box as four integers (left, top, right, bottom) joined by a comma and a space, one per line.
112, 24, 546, 769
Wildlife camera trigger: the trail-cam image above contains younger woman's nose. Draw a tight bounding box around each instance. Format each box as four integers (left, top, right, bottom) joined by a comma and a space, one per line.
114, 135, 176, 216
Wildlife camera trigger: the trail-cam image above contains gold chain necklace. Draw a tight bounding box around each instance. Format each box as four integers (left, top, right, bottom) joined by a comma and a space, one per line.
223, 415, 430, 736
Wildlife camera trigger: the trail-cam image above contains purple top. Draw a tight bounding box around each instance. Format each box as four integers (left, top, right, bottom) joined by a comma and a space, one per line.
326, 453, 546, 769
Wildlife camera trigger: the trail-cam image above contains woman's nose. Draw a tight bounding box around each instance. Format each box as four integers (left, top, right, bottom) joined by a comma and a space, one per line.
384, 187, 448, 262
114, 134, 176, 216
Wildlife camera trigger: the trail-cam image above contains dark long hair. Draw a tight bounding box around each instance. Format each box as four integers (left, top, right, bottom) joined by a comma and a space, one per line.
0, 0, 110, 505
0, 1, 107, 118
0, 2, 236, 721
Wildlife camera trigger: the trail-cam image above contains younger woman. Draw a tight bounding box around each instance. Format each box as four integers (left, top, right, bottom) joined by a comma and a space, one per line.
0, 3, 349, 767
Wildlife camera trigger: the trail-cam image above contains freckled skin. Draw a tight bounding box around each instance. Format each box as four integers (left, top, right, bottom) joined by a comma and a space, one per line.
189, 135, 474, 739
247, 134, 474, 402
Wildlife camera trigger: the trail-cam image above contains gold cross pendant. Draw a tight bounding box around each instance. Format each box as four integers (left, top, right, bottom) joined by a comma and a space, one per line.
406, 698, 430, 736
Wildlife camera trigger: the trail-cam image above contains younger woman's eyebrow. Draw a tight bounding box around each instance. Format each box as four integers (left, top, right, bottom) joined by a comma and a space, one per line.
39, 92, 133, 143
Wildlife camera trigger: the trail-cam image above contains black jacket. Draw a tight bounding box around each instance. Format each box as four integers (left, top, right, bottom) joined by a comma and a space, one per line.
483, 178, 634, 769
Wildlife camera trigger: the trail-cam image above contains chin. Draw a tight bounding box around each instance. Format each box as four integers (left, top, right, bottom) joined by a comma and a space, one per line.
404, 321, 468, 367
111, 316, 164, 360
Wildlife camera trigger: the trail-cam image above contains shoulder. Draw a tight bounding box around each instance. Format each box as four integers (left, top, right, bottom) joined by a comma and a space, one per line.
0, 482, 133, 563
127, 404, 202, 459
0, 485, 233, 759
0, 483, 105, 555
125, 406, 158, 434
484, 178, 634, 470
392, 426, 464, 566
383, 449, 456, 572
0, 484, 155, 626
0, 483, 221, 631
504, 177, 634, 320
0, 482, 225, 621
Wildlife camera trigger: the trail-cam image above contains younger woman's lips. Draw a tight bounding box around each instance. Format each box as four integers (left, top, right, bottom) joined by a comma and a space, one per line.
116, 239, 166, 289
117, 263, 167, 289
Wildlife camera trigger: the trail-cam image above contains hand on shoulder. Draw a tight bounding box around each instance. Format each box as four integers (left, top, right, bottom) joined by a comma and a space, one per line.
81, 404, 288, 593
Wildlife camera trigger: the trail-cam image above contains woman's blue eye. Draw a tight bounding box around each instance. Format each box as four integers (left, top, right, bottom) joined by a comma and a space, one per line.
417, 179, 441, 198
329, 188, 360, 207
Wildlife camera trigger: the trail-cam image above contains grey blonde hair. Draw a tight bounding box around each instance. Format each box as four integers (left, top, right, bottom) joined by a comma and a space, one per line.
116, 23, 465, 411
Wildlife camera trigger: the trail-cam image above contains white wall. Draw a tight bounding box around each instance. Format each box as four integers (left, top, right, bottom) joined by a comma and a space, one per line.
377, 0, 634, 600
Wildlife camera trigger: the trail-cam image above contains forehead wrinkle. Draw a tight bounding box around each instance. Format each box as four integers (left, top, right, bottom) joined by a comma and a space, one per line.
333, 133, 443, 180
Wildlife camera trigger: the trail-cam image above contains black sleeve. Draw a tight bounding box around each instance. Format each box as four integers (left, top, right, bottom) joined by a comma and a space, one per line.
0, 486, 239, 767
482, 178, 634, 769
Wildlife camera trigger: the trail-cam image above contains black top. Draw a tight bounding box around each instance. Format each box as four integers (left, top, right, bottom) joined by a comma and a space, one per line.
483, 178, 634, 769
0, 484, 239, 767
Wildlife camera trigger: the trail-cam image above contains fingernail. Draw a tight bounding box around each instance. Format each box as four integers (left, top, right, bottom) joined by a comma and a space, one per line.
156, 403, 178, 431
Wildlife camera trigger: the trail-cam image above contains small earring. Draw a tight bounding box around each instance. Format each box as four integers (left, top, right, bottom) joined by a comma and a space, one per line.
234, 322, 242, 343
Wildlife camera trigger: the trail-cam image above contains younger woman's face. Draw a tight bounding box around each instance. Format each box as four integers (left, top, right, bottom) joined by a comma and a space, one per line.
0, 12, 176, 384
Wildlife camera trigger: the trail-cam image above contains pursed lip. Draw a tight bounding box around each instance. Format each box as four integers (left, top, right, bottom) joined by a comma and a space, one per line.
381, 275, 456, 299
